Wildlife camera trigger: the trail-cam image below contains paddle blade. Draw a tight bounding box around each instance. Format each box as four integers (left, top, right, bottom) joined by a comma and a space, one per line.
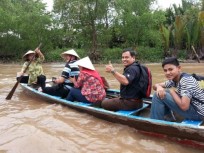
5, 81, 19, 100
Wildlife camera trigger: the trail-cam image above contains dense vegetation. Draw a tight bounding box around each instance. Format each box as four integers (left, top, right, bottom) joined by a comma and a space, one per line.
0, 0, 204, 63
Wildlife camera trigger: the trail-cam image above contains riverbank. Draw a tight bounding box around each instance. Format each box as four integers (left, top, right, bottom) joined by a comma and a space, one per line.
0, 59, 204, 65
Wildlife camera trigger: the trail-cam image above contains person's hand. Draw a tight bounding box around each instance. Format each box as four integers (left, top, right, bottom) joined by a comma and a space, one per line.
156, 86, 166, 99
17, 72, 24, 77
32, 81, 37, 84
69, 76, 76, 83
35, 48, 41, 54
105, 61, 114, 73
53, 78, 60, 84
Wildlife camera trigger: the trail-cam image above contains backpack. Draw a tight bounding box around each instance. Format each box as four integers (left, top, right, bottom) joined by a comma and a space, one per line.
181, 73, 204, 89
180, 73, 204, 104
135, 63, 152, 98
101, 76, 110, 90
192, 73, 204, 89
191, 73, 204, 81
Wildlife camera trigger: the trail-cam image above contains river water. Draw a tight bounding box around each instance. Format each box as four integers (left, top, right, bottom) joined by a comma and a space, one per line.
0, 63, 204, 153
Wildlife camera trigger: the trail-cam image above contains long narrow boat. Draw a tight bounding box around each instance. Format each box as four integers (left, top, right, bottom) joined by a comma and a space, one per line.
20, 83, 204, 149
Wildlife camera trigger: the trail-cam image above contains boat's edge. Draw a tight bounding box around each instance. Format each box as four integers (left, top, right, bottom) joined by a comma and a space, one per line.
20, 83, 204, 149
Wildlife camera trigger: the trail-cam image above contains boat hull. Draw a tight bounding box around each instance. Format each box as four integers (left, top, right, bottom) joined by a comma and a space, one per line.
20, 83, 204, 149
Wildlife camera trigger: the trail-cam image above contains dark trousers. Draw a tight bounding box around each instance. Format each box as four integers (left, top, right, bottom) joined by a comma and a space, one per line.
17, 75, 46, 89
101, 97, 143, 111
66, 88, 104, 107
43, 84, 69, 98
17, 76, 29, 83
66, 87, 89, 102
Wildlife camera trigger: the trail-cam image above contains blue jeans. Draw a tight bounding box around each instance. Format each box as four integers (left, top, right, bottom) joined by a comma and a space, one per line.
66, 88, 89, 103
150, 91, 203, 121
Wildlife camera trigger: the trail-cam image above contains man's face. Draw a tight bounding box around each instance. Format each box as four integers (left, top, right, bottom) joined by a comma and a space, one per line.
27, 53, 35, 60
163, 64, 181, 81
122, 51, 135, 67
63, 54, 71, 61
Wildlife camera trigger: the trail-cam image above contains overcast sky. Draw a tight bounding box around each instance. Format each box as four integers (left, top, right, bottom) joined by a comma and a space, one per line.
155, 0, 182, 9
42, 0, 182, 11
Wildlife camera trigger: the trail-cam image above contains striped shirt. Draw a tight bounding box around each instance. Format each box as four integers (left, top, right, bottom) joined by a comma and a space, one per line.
61, 60, 79, 85
165, 74, 204, 117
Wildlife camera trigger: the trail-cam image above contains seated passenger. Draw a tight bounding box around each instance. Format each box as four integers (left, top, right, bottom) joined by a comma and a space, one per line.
101, 48, 143, 111
66, 56, 106, 106
150, 57, 204, 121
17, 48, 46, 89
42, 49, 80, 98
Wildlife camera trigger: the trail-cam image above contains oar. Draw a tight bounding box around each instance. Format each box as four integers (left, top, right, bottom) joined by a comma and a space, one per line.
5, 43, 42, 100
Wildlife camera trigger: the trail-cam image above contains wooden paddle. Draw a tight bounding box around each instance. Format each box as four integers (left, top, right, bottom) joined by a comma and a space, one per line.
5, 43, 42, 100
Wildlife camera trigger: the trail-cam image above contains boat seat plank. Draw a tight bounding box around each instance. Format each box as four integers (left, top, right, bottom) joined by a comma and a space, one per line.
116, 103, 149, 115
181, 119, 203, 126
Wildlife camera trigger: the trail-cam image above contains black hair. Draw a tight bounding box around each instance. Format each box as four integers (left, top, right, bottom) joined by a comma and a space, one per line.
122, 48, 137, 57
162, 57, 180, 67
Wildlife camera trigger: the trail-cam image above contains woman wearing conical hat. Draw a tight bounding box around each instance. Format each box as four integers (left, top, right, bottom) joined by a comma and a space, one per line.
17, 48, 46, 89
67, 56, 106, 105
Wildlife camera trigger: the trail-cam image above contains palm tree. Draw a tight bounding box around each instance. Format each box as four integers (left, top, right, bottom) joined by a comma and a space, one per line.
160, 24, 171, 57
172, 16, 185, 56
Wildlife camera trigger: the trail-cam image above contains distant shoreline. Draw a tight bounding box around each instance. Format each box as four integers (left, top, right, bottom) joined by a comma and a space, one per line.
0, 60, 203, 65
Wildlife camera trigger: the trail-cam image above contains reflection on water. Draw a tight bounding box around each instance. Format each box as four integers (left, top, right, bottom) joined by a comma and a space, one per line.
0, 63, 203, 153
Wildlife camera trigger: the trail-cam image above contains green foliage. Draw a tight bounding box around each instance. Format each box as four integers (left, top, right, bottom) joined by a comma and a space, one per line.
173, 16, 185, 50
137, 46, 163, 62
0, 0, 52, 60
44, 48, 88, 62
177, 49, 187, 59
44, 48, 62, 62
160, 25, 170, 51
53, 0, 114, 58
113, 0, 155, 47
1, 0, 204, 63
99, 46, 164, 63
46, 47, 164, 64
101, 48, 123, 63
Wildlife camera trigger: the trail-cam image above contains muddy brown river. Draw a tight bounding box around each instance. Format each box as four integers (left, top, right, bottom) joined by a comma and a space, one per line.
0, 62, 204, 153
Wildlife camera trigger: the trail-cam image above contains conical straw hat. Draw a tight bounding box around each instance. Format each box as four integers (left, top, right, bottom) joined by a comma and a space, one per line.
22, 50, 35, 59
75, 56, 95, 70
61, 49, 80, 59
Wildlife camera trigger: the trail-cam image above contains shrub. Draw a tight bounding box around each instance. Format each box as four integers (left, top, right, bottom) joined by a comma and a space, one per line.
137, 46, 163, 62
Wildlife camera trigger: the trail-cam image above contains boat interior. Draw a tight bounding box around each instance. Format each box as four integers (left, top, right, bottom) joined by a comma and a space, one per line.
26, 83, 204, 127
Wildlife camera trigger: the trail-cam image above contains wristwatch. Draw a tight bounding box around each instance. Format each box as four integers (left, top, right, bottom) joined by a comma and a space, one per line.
111, 69, 116, 74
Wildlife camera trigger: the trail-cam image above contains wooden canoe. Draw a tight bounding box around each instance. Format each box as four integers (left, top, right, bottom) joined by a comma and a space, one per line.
20, 83, 204, 149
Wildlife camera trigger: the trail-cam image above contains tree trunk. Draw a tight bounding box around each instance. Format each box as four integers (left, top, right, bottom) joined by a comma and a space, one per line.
89, 20, 99, 63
